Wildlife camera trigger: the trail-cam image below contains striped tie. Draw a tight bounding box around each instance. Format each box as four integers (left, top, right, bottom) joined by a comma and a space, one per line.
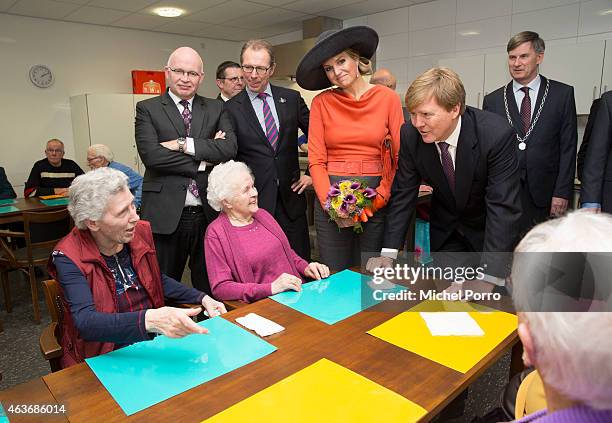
179, 99, 199, 198
258, 92, 279, 150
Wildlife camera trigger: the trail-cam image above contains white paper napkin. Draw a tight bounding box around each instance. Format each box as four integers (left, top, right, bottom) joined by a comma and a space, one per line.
420, 312, 484, 336
235, 313, 285, 337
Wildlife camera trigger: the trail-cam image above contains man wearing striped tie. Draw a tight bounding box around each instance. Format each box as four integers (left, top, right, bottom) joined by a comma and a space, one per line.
225, 39, 312, 261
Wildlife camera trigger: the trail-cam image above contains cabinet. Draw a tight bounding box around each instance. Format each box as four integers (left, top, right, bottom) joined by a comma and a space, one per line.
70, 94, 156, 174
540, 40, 605, 114
439, 55, 485, 108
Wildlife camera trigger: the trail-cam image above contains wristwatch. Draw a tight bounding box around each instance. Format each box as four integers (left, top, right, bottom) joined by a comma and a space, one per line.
177, 137, 186, 153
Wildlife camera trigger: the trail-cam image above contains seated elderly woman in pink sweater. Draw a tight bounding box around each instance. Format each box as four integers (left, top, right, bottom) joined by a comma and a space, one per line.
205, 161, 329, 303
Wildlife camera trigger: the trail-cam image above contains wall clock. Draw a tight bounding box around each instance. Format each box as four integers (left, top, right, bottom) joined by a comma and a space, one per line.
29, 64, 54, 88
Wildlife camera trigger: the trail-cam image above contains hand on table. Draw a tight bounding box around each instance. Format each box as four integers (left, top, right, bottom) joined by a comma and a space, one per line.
366, 256, 394, 273
271, 273, 302, 294
550, 197, 568, 217
144, 306, 208, 338
303, 262, 330, 280
54, 188, 68, 196
202, 295, 227, 318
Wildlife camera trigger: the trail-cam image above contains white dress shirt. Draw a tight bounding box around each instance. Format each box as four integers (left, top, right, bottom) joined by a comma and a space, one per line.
512, 74, 540, 119
167, 90, 203, 206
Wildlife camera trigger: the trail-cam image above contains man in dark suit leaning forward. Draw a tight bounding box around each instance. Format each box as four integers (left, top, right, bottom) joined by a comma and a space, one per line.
135, 46, 237, 294
367, 67, 522, 292
483, 31, 577, 230
225, 39, 311, 260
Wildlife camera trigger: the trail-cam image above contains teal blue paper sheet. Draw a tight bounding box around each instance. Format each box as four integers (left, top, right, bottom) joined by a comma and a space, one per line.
270, 269, 407, 325
0, 206, 19, 214
85, 316, 277, 416
0, 199, 16, 206
0, 402, 8, 423
40, 198, 69, 206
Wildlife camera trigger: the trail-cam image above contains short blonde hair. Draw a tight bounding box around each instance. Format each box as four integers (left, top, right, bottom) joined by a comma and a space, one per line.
344, 49, 373, 76
406, 67, 466, 114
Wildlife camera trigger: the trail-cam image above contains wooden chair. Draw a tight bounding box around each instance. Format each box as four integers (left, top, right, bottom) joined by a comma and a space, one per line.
0, 208, 71, 323
38, 278, 203, 372
39, 279, 63, 372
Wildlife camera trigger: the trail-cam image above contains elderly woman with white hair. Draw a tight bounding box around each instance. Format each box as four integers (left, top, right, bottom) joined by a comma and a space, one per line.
510, 210, 612, 422
205, 160, 329, 303
86, 144, 143, 208
48, 167, 226, 369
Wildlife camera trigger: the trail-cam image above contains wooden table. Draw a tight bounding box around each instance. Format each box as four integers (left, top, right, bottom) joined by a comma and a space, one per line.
0, 197, 67, 225
39, 290, 518, 422
0, 378, 67, 422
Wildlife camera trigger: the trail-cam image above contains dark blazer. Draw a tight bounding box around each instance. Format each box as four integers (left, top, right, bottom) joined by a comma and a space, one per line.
0, 167, 16, 200
581, 91, 612, 212
482, 75, 577, 207
383, 107, 522, 274
225, 85, 309, 220
135, 91, 237, 234
577, 98, 601, 182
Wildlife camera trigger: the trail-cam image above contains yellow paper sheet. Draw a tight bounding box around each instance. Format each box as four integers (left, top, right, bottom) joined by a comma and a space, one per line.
367, 300, 518, 374
38, 194, 66, 199
203, 358, 427, 423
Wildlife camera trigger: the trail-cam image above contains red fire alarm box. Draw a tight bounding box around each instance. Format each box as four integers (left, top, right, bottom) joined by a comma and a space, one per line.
132, 70, 165, 94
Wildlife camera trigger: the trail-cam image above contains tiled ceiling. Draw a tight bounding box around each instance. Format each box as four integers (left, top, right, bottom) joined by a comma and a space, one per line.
0, 0, 432, 41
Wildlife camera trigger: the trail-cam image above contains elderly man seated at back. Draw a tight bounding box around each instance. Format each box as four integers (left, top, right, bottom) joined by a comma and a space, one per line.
87, 144, 143, 208
510, 210, 612, 422
25, 138, 84, 197
48, 167, 226, 369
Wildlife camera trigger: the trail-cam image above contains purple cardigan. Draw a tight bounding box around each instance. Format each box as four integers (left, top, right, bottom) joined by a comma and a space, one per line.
515, 405, 612, 422
205, 208, 308, 303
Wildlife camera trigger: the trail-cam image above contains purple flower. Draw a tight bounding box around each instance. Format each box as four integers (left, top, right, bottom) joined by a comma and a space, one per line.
350, 181, 361, 190
328, 187, 341, 197
339, 201, 349, 214
364, 187, 377, 199
332, 182, 339, 189
344, 193, 356, 204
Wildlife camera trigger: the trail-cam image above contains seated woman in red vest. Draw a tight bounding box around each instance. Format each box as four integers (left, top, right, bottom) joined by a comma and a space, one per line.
48, 167, 226, 368
205, 160, 329, 303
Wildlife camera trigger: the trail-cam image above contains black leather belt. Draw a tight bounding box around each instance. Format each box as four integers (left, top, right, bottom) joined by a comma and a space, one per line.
183, 205, 203, 213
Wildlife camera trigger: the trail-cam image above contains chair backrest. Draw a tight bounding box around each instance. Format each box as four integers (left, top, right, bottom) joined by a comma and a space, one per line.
22, 209, 72, 262
42, 279, 63, 324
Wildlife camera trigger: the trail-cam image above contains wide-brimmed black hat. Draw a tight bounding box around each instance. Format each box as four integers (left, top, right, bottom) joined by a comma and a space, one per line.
296, 26, 379, 91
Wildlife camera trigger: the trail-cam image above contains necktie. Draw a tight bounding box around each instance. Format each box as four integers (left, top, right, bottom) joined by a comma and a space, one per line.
257, 93, 279, 150
520, 86, 531, 135
179, 100, 199, 198
438, 142, 455, 193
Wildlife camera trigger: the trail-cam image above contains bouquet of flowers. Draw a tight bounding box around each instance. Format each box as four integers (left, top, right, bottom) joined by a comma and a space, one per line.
324, 179, 377, 233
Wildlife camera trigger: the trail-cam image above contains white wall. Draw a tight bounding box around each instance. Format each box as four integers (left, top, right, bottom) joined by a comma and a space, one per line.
0, 13, 241, 192
344, 0, 612, 105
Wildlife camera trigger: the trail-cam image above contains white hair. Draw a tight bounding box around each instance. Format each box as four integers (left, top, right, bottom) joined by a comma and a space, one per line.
512, 210, 612, 409
206, 161, 253, 212
88, 144, 114, 162
68, 167, 128, 229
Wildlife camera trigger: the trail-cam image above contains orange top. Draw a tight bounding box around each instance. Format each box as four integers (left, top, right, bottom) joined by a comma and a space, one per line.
308, 84, 404, 206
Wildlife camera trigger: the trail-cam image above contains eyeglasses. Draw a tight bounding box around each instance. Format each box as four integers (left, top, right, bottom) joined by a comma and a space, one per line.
167, 67, 202, 79
220, 76, 245, 83
46, 149, 64, 154
241, 65, 272, 75
87, 156, 103, 163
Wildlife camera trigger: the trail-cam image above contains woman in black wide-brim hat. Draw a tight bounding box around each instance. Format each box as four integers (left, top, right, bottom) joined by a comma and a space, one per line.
296, 26, 404, 271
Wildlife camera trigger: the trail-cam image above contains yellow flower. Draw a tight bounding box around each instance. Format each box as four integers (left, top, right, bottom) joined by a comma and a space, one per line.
339, 181, 351, 191
331, 196, 343, 208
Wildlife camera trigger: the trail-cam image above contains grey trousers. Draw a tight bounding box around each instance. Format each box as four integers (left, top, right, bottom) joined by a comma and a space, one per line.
314, 175, 386, 271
